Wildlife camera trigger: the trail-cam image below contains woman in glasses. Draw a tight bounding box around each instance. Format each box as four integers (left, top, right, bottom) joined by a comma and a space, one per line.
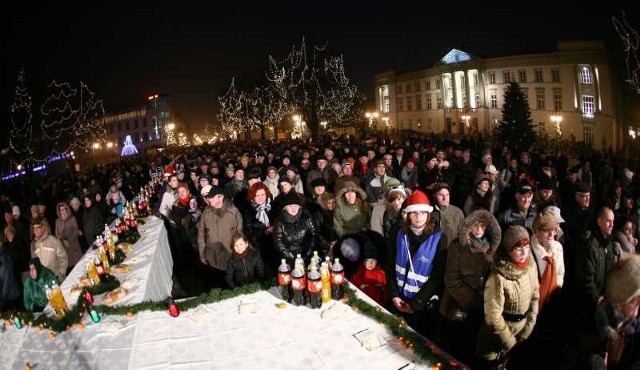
476, 225, 539, 370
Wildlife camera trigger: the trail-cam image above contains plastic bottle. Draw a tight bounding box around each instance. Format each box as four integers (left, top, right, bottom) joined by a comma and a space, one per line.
291, 262, 307, 306
309, 251, 320, 272
320, 262, 332, 304
330, 258, 345, 301
277, 258, 292, 302
307, 264, 322, 309
294, 254, 305, 272
49, 281, 69, 319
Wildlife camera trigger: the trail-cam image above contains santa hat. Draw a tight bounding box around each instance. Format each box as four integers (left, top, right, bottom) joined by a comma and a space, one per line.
403, 189, 433, 213
164, 165, 175, 177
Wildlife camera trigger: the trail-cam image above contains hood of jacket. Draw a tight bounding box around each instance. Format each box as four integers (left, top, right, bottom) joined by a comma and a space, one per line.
56, 201, 71, 219
336, 181, 367, 206
458, 209, 501, 259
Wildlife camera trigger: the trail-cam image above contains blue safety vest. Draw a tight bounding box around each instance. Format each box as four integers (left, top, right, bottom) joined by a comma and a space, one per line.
395, 230, 441, 299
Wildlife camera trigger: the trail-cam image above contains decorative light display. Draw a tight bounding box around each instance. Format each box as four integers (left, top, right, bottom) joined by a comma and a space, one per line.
614, 11, 640, 94
121, 135, 139, 156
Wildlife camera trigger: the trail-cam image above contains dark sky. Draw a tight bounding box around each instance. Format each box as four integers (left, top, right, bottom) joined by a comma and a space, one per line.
1, 2, 636, 134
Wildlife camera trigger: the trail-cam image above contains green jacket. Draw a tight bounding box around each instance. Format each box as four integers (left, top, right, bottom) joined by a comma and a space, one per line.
23, 265, 59, 312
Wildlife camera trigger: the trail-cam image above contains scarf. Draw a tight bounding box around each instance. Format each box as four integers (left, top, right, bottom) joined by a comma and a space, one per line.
233, 246, 252, 260
178, 197, 190, 208
513, 256, 530, 269
254, 199, 271, 227
538, 255, 558, 312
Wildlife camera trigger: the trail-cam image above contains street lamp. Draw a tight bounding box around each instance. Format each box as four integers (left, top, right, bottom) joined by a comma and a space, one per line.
365, 111, 379, 128
320, 121, 328, 130
551, 114, 563, 138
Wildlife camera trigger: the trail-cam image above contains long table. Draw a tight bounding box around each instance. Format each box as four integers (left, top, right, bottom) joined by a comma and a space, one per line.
1, 285, 452, 369
48, 215, 174, 312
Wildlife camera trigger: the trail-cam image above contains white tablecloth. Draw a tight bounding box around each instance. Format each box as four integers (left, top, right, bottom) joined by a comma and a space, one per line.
1, 285, 454, 369
50, 215, 173, 311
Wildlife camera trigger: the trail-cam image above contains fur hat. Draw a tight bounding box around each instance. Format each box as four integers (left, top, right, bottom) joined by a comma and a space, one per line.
606, 254, 640, 304
475, 174, 491, 186
574, 182, 591, 194
246, 166, 262, 181
485, 164, 499, 175
387, 184, 407, 199
311, 177, 327, 188
362, 239, 380, 260
403, 189, 433, 213
281, 192, 301, 207
503, 226, 530, 252
533, 211, 559, 232
203, 185, 224, 198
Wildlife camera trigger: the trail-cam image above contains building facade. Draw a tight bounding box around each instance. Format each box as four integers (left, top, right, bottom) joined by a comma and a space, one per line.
373, 41, 623, 150
94, 94, 185, 158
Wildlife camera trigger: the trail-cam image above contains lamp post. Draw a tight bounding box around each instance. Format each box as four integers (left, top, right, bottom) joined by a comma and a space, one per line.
550, 114, 563, 138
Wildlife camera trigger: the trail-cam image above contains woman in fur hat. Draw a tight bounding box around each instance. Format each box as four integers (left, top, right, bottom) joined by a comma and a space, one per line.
476, 225, 539, 369
438, 209, 501, 369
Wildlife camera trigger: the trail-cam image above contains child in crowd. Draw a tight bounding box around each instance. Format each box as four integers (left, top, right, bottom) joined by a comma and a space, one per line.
225, 233, 266, 289
350, 241, 387, 306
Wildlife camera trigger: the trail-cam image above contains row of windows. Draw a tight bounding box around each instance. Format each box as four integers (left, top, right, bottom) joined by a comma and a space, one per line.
396, 67, 574, 96
108, 118, 150, 133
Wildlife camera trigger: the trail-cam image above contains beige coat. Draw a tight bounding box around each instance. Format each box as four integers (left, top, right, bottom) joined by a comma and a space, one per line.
31, 233, 68, 281
476, 255, 539, 361
197, 201, 243, 270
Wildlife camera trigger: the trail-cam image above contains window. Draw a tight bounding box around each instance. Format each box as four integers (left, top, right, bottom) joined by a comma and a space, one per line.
582, 95, 595, 119
534, 69, 543, 83
474, 74, 479, 86
580, 67, 593, 84
488, 72, 496, 84
427, 118, 433, 130
143, 118, 147, 127
415, 82, 421, 92
583, 124, 594, 144
126, 121, 130, 130
436, 79, 441, 89
553, 90, 563, 111
117, 122, 122, 132
427, 96, 432, 110
475, 94, 481, 108
415, 95, 422, 110
426, 80, 431, 90
519, 70, 527, 83
397, 97, 404, 111
490, 93, 498, 109
407, 97, 413, 111
436, 96, 443, 109
552, 68, 561, 83
406, 83, 412, 93
503, 70, 513, 83
397, 85, 403, 94
134, 119, 139, 129
143, 132, 149, 141
134, 133, 140, 143
399, 119, 404, 130
383, 99, 390, 113
536, 90, 545, 110
408, 119, 414, 129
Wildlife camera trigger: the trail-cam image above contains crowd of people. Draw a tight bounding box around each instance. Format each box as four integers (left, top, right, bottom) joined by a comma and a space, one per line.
1, 132, 640, 369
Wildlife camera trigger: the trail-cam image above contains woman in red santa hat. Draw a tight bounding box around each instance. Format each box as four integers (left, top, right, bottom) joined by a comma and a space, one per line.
386, 189, 448, 340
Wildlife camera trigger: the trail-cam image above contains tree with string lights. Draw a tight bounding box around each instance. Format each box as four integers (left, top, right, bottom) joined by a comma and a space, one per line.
497, 82, 538, 154
8, 69, 107, 168
9, 67, 34, 169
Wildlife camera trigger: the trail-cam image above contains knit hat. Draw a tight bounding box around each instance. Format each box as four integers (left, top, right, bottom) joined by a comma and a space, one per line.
533, 211, 559, 232
200, 185, 213, 197
340, 160, 353, 170
537, 175, 555, 191
340, 237, 361, 262
12, 205, 20, 216
543, 206, 566, 223
403, 189, 433, 213
481, 153, 492, 164
387, 184, 407, 199
606, 254, 640, 304
503, 226, 530, 252
475, 174, 491, 186
281, 192, 301, 207
278, 176, 293, 185
362, 239, 380, 260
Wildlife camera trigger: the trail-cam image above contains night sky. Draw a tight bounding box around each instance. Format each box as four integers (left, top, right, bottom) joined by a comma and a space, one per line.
1, 2, 635, 137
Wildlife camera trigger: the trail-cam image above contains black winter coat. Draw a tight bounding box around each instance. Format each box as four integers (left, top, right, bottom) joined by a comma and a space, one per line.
273, 207, 318, 265
225, 249, 266, 288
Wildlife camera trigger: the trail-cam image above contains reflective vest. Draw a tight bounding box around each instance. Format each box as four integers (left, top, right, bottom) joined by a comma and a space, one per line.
395, 230, 441, 299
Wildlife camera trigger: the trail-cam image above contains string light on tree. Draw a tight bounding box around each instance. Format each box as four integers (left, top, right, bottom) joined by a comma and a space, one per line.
165, 123, 177, 146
